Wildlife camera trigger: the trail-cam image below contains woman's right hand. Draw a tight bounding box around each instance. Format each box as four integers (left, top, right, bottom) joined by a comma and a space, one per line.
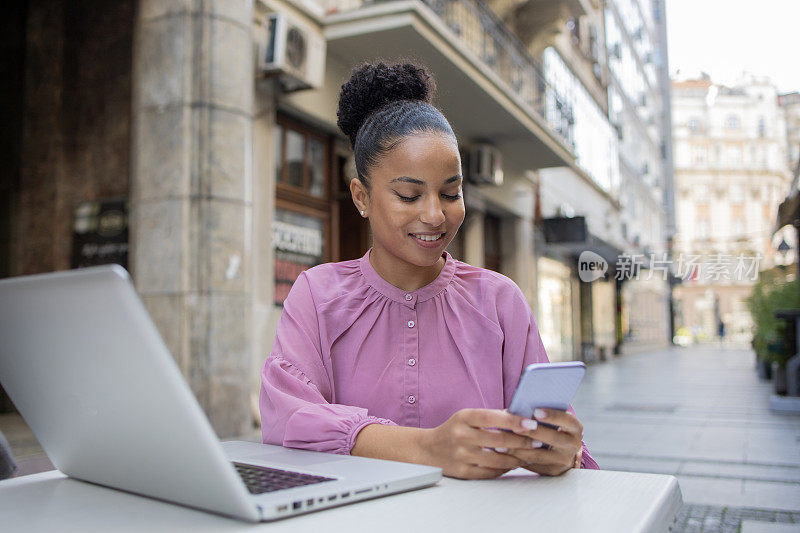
419, 408, 538, 479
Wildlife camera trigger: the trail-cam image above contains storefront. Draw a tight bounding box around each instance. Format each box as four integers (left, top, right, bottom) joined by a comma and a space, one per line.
537, 257, 575, 362
270, 112, 373, 304
620, 274, 671, 349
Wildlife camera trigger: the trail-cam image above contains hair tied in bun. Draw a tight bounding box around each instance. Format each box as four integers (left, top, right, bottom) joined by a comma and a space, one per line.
336, 60, 455, 188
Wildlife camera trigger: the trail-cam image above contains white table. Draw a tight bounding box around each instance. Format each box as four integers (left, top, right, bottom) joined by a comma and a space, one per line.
0, 467, 682, 532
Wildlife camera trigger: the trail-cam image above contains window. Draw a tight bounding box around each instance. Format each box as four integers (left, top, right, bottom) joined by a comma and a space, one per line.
697, 219, 710, 239
732, 217, 745, 237
758, 117, 765, 138
730, 184, 743, 204
275, 117, 329, 200
727, 147, 742, 166
695, 184, 709, 203
285, 130, 305, 188
692, 146, 707, 165
273, 115, 334, 305
688, 118, 699, 132
726, 115, 740, 130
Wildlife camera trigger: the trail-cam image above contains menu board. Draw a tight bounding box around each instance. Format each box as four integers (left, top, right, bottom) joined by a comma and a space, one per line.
72, 199, 129, 269
273, 209, 324, 305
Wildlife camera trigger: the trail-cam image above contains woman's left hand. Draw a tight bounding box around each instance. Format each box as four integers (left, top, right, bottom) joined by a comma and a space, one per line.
503, 408, 583, 476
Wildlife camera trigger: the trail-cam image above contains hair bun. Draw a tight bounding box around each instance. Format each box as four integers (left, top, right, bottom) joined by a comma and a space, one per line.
337, 60, 436, 148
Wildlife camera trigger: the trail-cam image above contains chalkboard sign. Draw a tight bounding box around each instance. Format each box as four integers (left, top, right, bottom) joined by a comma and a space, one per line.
72, 199, 129, 269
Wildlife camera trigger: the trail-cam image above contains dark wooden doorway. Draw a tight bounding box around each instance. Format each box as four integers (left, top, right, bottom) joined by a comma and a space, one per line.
335, 154, 370, 261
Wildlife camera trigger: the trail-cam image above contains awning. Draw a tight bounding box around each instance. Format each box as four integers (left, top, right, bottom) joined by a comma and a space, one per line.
542, 216, 622, 267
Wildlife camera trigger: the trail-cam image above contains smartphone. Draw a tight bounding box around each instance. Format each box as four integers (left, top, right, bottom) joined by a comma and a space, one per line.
508, 361, 586, 419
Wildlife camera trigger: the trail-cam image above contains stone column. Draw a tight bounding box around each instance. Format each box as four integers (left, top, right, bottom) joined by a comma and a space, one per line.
463, 212, 485, 268
131, 0, 254, 438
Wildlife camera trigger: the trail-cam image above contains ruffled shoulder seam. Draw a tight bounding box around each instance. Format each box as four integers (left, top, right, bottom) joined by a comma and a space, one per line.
268, 353, 315, 386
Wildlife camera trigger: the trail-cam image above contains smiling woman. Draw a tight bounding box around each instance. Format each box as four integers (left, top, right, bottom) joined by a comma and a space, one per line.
259, 60, 597, 479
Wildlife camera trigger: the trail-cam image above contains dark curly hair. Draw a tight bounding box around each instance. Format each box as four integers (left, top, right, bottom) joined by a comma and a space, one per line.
336, 60, 457, 188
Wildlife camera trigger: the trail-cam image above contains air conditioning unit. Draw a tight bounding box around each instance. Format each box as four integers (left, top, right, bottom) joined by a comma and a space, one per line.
466, 144, 503, 186
259, 12, 325, 92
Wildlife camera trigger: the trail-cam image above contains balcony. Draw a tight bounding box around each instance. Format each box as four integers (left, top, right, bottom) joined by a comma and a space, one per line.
320, 0, 579, 174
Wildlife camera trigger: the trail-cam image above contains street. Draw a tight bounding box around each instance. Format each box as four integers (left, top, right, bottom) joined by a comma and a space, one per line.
575, 344, 800, 532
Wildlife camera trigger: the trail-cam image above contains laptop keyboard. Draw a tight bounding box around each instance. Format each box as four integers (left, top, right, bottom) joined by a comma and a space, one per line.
232, 462, 336, 495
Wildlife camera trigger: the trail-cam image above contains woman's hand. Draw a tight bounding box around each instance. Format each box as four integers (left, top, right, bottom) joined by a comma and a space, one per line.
419, 408, 541, 479
504, 408, 583, 476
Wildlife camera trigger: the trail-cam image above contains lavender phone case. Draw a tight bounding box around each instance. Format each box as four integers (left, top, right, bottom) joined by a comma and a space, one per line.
508, 362, 586, 419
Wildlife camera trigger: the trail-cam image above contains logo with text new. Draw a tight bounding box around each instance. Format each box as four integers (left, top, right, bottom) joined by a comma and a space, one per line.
578, 251, 607, 282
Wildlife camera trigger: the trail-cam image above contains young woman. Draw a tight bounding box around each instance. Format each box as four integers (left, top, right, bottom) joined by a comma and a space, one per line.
260, 61, 598, 479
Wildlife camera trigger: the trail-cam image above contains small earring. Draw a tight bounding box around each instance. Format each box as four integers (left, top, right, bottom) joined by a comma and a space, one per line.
360, 210, 365, 217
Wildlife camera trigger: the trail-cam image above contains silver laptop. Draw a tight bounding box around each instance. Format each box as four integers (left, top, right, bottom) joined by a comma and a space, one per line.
0, 265, 441, 522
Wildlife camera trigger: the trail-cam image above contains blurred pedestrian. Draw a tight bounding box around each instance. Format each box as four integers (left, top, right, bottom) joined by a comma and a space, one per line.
0, 429, 17, 479
717, 320, 726, 345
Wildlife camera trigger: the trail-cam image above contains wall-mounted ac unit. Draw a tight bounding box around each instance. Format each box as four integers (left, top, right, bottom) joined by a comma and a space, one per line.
259, 12, 325, 92
466, 144, 503, 186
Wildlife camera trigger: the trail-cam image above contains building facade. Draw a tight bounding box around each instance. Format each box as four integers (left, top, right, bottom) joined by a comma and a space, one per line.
779, 92, 800, 172
671, 73, 793, 342
1, 0, 674, 432
603, 0, 673, 351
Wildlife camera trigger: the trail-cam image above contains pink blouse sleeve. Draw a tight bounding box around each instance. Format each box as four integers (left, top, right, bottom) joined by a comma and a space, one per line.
499, 286, 599, 470
259, 272, 397, 455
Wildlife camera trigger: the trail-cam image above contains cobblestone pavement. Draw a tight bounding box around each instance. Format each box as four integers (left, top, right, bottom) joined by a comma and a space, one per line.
675, 504, 799, 532
573, 344, 800, 532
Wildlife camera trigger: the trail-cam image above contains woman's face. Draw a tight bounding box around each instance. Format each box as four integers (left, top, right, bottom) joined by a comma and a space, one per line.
351, 131, 465, 269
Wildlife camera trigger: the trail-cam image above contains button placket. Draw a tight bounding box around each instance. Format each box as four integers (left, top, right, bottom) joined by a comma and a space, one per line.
403, 299, 420, 426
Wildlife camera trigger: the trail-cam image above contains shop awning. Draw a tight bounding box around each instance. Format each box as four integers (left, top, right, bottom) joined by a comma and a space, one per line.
542, 216, 623, 267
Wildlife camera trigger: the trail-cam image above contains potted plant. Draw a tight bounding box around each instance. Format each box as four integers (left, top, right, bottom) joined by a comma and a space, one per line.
746, 275, 800, 387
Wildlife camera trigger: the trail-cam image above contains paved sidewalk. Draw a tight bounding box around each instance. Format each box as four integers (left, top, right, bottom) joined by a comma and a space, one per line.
573, 344, 800, 532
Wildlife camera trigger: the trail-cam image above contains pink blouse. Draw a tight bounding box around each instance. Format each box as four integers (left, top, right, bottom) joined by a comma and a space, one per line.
260, 249, 598, 469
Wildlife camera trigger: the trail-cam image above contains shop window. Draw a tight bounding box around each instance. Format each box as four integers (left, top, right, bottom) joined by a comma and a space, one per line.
275, 116, 329, 200
285, 130, 305, 188
308, 138, 325, 197
273, 115, 333, 305
273, 209, 325, 306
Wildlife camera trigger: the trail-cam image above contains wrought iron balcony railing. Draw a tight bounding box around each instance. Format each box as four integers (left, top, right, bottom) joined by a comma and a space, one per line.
322, 0, 576, 150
